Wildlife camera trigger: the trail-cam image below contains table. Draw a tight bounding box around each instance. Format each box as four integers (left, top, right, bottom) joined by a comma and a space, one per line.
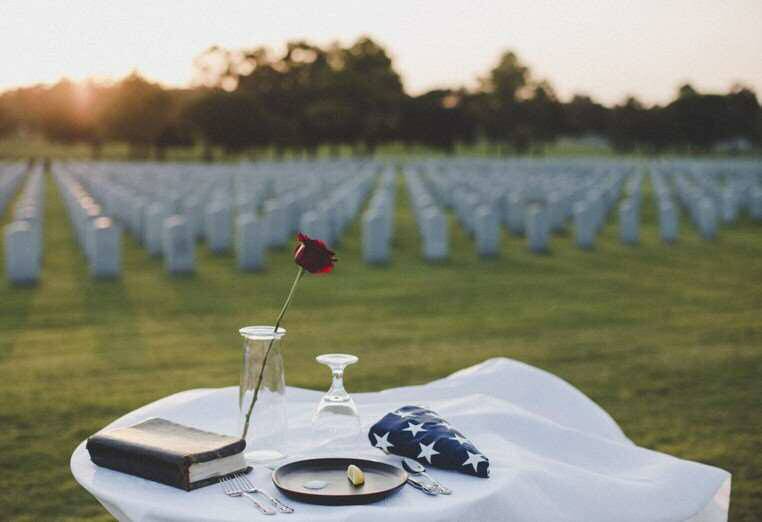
71, 358, 730, 521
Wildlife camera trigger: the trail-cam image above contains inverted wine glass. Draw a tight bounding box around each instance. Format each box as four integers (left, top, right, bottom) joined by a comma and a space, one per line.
311, 354, 361, 445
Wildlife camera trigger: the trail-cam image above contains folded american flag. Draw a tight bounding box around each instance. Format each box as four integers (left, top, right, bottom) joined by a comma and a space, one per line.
368, 405, 490, 478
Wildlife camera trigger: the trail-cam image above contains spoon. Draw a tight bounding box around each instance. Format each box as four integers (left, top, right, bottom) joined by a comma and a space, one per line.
402, 458, 452, 495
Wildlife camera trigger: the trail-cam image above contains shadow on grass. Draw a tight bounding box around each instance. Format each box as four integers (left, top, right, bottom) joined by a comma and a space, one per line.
83, 275, 148, 367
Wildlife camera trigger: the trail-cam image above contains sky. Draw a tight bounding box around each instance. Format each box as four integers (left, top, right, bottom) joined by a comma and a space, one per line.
1, 0, 761, 105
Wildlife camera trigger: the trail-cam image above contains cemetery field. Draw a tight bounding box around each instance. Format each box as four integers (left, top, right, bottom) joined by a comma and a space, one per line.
1, 171, 761, 521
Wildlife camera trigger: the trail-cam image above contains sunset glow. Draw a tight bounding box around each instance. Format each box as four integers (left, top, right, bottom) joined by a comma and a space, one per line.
1, 0, 761, 104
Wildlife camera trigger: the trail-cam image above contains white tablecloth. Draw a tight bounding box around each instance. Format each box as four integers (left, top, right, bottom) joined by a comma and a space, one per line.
71, 358, 730, 521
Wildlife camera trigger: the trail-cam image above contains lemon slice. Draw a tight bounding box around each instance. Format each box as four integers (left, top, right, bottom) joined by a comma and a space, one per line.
347, 464, 365, 486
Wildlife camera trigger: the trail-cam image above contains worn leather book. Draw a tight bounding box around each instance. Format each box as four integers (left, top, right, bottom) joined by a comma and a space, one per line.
86, 417, 251, 491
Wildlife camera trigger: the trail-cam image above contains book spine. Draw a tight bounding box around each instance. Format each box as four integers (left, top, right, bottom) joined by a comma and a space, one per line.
87, 439, 190, 491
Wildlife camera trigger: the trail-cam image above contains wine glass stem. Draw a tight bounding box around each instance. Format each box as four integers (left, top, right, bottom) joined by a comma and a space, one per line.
328, 368, 348, 400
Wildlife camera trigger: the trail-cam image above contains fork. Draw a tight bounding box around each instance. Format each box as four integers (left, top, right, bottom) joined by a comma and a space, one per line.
219, 474, 276, 515
235, 472, 295, 514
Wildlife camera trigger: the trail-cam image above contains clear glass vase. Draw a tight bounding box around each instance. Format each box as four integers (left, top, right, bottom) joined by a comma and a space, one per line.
238, 326, 287, 463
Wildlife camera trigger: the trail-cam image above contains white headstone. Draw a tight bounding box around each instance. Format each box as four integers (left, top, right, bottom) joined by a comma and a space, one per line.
619, 200, 639, 245
362, 211, 389, 264
750, 188, 762, 221
4, 221, 40, 284
183, 197, 203, 240
144, 203, 167, 257
236, 198, 257, 220
659, 203, 678, 243
318, 203, 337, 245
421, 209, 448, 262
89, 217, 121, 279
721, 189, 738, 224
475, 205, 500, 257
205, 203, 232, 254
547, 193, 566, 232
83, 205, 102, 260
163, 216, 195, 274
264, 200, 288, 248
236, 213, 265, 271
505, 194, 525, 236
526, 205, 550, 254
698, 199, 717, 240
282, 195, 300, 234
130, 198, 146, 243
299, 210, 330, 241
573, 202, 595, 250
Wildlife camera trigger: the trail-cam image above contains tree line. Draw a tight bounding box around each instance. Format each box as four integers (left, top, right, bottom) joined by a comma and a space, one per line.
0, 36, 759, 158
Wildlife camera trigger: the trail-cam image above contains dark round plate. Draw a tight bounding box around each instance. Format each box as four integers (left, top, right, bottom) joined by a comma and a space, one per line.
272, 457, 408, 505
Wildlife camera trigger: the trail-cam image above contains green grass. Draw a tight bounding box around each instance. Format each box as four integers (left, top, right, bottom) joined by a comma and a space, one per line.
4, 135, 759, 163
1, 168, 761, 521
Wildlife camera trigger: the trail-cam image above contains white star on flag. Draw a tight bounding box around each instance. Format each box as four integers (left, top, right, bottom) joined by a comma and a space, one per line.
392, 409, 416, 419
402, 421, 427, 437
462, 451, 486, 472
450, 433, 468, 445
417, 441, 440, 464
372, 432, 394, 452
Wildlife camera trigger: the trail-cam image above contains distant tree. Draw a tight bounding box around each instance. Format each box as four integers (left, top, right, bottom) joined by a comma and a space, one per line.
563, 95, 609, 136
482, 51, 530, 103
204, 36, 406, 155
520, 81, 565, 152
662, 83, 760, 151
724, 84, 761, 145
609, 97, 648, 152
2, 40, 760, 158
99, 73, 173, 158
478, 51, 534, 152
333, 37, 405, 153
184, 89, 269, 158
400, 89, 474, 152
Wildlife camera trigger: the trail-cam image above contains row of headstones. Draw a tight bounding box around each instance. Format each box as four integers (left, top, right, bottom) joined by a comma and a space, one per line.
683, 167, 751, 224
235, 168, 377, 272
0, 164, 27, 218
650, 171, 679, 243
68, 161, 379, 274
406, 159, 760, 252
54, 171, 121, 278
618, 174, 644, 245
362, 170, 396, 264
299, 170, 376, 247
404, 169, 448, 261
238, 166, 377, 271
553, 171, 621, 252
74, 160, 377, 258
4, 168, 45, 284
420, 162, 630, 255
74, 166, 223, 252
75, 168, 231, 274
667, 165, 762, 239
74, 165, 242, 274
232, 164, 378, 272
673, 173, 722, 240
425, 170, 505, 257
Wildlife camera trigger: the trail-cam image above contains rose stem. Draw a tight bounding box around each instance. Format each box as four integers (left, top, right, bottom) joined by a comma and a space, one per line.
242, 266, 305, 439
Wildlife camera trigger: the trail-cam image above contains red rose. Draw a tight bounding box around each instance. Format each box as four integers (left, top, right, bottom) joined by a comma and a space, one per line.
293, 233, 337, 274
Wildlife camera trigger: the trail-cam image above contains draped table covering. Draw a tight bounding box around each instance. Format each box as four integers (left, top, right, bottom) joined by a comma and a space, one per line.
71, 358, 731, 521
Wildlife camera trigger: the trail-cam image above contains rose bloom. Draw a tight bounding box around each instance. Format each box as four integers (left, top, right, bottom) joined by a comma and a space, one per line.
293, 233, 337, 274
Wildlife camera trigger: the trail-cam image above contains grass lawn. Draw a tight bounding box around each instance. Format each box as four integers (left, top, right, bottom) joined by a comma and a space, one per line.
0, 166, 760, 521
